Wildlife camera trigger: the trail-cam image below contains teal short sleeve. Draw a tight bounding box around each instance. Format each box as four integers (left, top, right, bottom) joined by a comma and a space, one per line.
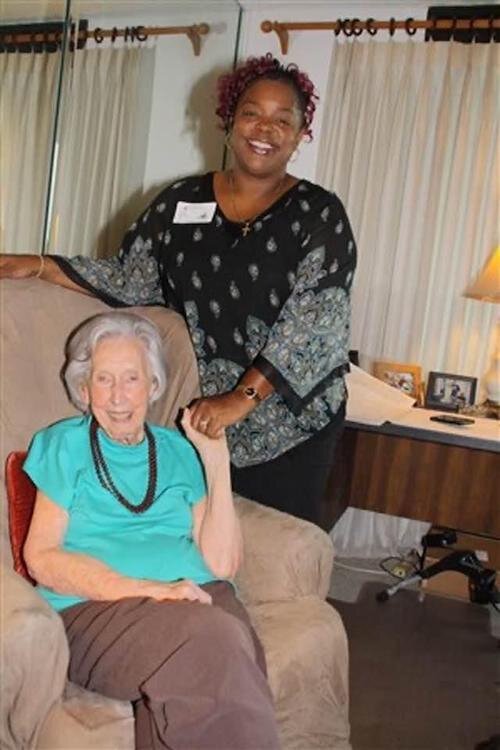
24, 424, 79, 511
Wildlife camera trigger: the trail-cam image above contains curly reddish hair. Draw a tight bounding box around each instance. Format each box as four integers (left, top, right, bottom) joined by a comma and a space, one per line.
216, 53, 319, 140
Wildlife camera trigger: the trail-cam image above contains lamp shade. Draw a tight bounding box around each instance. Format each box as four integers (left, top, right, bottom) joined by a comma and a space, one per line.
463, 247, 500, 303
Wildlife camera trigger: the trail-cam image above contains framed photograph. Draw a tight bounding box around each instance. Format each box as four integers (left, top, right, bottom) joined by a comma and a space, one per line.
425, 372, 477, 412
372, 360, 423, 400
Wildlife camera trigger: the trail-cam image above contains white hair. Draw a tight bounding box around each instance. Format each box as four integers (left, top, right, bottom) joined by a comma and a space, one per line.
63, 312, 167, 412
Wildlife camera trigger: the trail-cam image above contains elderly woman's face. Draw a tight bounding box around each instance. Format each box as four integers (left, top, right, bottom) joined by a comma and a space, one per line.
81, 336, 153, 444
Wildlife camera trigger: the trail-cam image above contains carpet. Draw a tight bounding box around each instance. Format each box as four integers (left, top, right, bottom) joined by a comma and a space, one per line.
330, 582, 500, 750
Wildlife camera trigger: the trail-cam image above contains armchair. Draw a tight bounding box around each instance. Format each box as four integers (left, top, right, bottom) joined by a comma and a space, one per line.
0, 278, 350, 750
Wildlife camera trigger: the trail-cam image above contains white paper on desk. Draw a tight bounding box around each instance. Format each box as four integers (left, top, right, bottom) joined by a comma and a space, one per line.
346, 364, 416, 425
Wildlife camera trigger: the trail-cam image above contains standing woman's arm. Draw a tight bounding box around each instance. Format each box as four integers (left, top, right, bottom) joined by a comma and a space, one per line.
0, 254, 93, 293
250, 192, 357, 416
188, 192, 357, 436
0, 185, 173, 307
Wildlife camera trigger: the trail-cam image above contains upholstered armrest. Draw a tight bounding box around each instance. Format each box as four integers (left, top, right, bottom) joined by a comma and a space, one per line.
0, 564, 69, 750
234, 496, 334, 605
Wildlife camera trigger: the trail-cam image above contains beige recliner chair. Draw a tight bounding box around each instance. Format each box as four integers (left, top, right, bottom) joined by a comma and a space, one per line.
0, 278, 350, 750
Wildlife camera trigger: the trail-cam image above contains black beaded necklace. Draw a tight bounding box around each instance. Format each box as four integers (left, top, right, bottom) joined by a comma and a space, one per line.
89, 416, 157, 514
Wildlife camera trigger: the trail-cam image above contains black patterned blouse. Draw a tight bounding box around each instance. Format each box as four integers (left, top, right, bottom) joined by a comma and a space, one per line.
54, 172, 357, 468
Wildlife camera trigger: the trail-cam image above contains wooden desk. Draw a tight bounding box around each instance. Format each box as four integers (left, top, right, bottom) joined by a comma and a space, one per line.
323, 411, 499, 537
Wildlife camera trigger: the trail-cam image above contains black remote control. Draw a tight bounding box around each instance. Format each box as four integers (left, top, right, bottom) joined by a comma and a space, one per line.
430, 414, 475, 426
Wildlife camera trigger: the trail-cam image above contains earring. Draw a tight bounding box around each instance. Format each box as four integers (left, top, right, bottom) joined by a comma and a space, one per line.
224, 131, 232, 150
289, 146, 300, 163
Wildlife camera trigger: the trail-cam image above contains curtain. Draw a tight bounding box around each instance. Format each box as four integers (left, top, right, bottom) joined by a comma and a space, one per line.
319, 40, 498, 555
317, 40, 498, 394
0, 51, 59, 252
47, 45, 155, 258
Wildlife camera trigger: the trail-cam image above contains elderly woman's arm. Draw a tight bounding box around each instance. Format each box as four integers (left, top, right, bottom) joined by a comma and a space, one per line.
182, 409, 243, 580
24, 492, 212, 604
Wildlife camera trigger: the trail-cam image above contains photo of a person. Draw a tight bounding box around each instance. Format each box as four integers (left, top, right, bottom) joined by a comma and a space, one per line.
372, 361, 422, 400
383, 370, 415, 395
425, 372, 477, 411
446, 380, 470, 406
432, 377, 446, 401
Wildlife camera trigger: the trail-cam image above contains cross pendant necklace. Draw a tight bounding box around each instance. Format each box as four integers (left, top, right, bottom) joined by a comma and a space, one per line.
228, 171, 286, 238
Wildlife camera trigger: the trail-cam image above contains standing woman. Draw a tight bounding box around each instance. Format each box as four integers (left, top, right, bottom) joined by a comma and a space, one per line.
0, 54, 356, 525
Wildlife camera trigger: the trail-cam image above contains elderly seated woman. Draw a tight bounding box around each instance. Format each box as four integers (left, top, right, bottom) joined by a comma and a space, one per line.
22, 311, 279, 750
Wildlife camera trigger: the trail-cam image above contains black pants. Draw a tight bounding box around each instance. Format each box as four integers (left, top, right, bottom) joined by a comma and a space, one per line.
231, 406, 345, 527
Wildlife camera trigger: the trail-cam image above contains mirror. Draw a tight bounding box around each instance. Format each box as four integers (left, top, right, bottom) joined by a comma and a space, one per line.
0, 0, 69, 253
0, 0, 241, 257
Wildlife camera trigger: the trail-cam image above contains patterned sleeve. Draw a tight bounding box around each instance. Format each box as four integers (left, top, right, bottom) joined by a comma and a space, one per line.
254, 193, 357, 415
52, 189, 174, 308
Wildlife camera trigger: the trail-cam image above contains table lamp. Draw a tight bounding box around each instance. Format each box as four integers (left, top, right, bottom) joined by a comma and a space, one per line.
463, 246, 500, 405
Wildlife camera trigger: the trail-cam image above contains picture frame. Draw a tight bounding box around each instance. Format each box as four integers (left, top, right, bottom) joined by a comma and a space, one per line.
372, 360, 423, 401
425, 372, 477, 412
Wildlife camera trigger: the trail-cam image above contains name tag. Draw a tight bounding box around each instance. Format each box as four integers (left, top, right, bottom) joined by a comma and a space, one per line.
173, 201, 217, 224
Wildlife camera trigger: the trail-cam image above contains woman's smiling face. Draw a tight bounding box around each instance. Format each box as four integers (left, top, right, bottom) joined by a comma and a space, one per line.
231, 78, 305, 176
80, 336, 153, 445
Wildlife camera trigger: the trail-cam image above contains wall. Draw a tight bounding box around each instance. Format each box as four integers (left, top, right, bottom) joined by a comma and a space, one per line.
140, 4, 240, 195
80, 0, 477, 196
77, 1, 241, 200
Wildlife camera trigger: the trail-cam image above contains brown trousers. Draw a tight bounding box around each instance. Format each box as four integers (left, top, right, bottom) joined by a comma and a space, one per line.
60, 582, 280, 750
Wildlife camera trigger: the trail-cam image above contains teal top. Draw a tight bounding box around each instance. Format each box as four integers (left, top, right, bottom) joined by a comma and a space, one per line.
24, 415, 217, 612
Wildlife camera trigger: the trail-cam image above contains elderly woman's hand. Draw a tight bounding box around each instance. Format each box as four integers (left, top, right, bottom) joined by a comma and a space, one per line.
137, 578, 212, 604
181, 407, 231, 463
186, 392, 255, 439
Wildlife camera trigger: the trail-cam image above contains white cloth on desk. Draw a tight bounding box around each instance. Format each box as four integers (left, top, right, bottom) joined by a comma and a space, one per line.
346, 364, 416, 425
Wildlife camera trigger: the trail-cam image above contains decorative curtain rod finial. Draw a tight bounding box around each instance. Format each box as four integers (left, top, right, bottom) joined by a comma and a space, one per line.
261, 20, 289, 55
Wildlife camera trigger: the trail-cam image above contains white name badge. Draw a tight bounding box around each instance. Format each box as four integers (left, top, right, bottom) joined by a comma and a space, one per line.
173, 201, 217, 224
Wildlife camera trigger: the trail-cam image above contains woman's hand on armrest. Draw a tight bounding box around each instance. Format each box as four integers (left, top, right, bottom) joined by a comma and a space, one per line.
136, 579, 212, 604
0, 253, 92, 295
0, 253, 43, 279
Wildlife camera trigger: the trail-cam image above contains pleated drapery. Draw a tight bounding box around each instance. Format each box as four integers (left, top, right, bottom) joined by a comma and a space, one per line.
47, 45, 154, 258
318, 40, 498, 397
320, 39, 498, 554
1, 44, 154, 259
0, 52, 59, 252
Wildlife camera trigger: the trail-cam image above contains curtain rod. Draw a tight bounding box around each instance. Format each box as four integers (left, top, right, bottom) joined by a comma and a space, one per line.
1, 23, 210, 56
261, 18, 500, 54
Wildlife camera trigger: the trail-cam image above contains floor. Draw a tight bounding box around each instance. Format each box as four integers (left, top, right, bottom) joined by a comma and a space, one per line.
329, 557, 500, 750
329, 555, 500, 636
